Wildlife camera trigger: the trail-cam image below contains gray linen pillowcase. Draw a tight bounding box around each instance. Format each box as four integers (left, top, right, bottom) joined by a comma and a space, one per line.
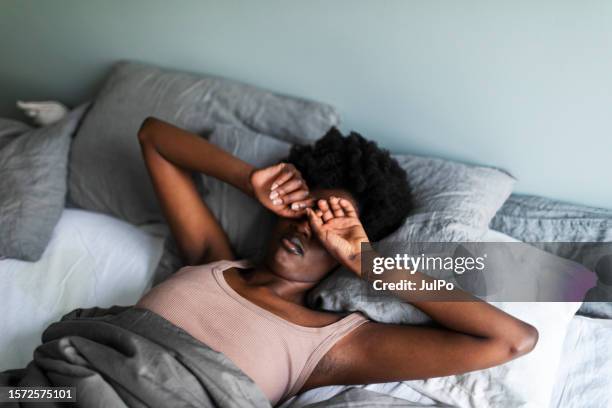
68, 61, 339, 225
0, 105, 89, 261
308, 155, 516, 324
0, 118, 32, 149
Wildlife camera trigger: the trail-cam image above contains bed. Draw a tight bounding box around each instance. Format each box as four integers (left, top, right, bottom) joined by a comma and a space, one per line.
1, 209, 610, 407
1, 61, 610, 407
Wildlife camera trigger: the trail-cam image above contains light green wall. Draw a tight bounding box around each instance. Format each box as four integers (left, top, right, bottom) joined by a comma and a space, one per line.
1, 0, 611, 209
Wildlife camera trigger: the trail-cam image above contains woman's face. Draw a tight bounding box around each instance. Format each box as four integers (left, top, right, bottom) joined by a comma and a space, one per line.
264, 188, 358, 283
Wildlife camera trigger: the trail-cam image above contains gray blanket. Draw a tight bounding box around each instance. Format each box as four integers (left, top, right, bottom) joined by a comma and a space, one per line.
0, 306, 271, 407
0, 307, 408, 408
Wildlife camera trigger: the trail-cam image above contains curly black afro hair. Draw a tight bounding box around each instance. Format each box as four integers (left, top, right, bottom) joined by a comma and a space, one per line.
287, 127, 412, 241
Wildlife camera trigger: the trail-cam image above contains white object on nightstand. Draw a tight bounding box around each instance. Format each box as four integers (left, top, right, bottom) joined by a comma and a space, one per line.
16, 100, 69, 126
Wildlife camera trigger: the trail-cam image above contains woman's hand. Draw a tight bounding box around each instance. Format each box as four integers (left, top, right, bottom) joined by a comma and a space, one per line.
306, 197, 370, 275
250, 162, 314, 218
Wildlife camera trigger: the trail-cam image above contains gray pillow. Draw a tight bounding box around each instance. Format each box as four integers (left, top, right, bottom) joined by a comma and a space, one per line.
308, 155, 516, 323
0, 105, 89, 261
491, 194, 612, 242
153, 125, 291, 282
491, 194, 612, 318
69, 61, 339, 225
389, 154, 516, 237
0, 118, 31, 149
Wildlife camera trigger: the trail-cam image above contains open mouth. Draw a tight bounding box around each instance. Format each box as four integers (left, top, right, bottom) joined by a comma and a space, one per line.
281, 234, 305, 257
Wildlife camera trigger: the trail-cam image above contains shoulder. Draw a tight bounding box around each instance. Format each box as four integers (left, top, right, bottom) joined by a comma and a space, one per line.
182, 258, 248, 272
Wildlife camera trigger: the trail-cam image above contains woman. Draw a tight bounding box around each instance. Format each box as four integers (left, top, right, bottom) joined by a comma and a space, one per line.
136, 118, 538, 405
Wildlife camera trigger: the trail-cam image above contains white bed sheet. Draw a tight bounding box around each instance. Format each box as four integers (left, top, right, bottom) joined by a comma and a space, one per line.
0, 209, 165, 370
550, 315, 612, 408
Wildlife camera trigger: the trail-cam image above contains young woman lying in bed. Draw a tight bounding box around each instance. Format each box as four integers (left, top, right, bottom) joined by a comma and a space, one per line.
135, 118, 538, 405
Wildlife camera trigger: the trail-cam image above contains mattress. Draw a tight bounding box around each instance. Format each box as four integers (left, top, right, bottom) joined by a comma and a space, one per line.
0, 209, 165, 370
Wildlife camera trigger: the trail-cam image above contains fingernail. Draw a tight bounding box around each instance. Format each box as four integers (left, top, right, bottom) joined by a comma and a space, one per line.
291, 203, 300, 210
273, 199, 283, 205
271, 183, 278, 190
269, 191, 279, 199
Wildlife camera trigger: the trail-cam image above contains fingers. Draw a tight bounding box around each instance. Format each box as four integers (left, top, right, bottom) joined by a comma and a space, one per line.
329, 196, 345, 217
306, 208, 324, 235
268, 163, 311, 208
278, 189, 307, 204
270, 182, 311, 208
338, 198, 358, 218
270, 175, 308, 200
317, 199, 334, 222
270, 163, 298, 191
317, 196, 354, 220
289, 197, 315, 211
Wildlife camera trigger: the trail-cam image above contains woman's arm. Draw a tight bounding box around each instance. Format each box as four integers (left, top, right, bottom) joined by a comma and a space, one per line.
137, 117, 244, 264
139, 118, 256, 194
137, 117, 313, 265
303, 198, 538, 388
308, 313, 536, 388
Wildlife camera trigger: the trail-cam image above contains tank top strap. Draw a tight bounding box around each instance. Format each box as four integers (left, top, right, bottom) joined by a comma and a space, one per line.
212, 259, 252, 272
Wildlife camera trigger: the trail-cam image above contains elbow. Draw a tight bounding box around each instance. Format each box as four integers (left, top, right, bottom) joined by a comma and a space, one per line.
137, 116, 160, 144
506, 323, 539, 359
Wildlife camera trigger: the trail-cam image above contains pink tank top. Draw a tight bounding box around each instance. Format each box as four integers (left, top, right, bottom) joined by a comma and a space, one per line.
136, 260, 368, 404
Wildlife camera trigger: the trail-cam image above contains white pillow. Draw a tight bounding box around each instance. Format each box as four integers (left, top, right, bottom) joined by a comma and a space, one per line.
404, 302, 581, 408
0, 209, 164, 370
